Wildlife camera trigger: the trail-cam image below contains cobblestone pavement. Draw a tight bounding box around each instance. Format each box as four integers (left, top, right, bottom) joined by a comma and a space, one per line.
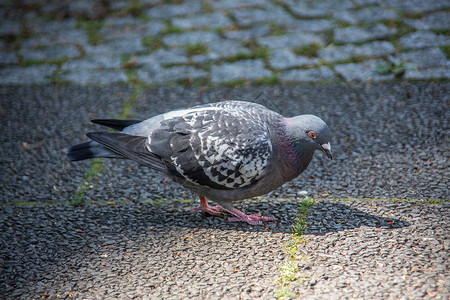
0, 0, 449, 85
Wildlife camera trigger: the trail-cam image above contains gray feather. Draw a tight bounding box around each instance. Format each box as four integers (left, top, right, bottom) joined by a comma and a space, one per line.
87, 132, 167, 173
66, 140, 122, 161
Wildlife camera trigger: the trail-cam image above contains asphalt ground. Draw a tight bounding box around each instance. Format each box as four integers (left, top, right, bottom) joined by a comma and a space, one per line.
0, 81, 449, 299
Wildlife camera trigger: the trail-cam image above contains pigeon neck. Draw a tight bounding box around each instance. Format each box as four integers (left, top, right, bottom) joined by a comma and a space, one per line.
277, 119, 314, 180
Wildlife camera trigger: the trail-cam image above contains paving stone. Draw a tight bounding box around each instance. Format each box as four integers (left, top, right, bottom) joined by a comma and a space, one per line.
85, 37, 146, 55
146, 1, 202, 19
207, 40, 251, 58
140, 0, 162, 4
388, 0, 450, 14
67, 0, 106, 19
210, 59, 272, 83
99, 32, 145, 43
0, 7, 7, 19
353, 0, 384, 4
334, 24, 397, 43
136, 21, 166, 37
389, 48, 449, 69
59, 69, 128, 85
320, 46, 357, 63
103, 16, 142, 27
286, 19, 335, 33
404, 67, 450, 80
190, 52, 221, 64
257, 32, 324, 49
318, 41, 395, 62
0, 19, 21, 36
333, 7, 399, 24
210, 0, 269, 10
335, 59, 395, 81
20, 29, 89, 48
100, 21, 140, 40
19, 45, 80, 62
39, 0, 106, 20
61, 54, 123, 71
0, 65, 57, 84
172, 12, 232, 29
38, 3, 65, 16
404, 12, 450, 31
109, 1, 129, 10
138, 66, 208, 83
162, 31, 221, 47
269, 49, 320, 69
26, 19, 78, 34
223, 25, 271, 40
399, 31, 450, 49
132, 48, 189, 66
279, 66, 336, 82
233, 6, 296, 26
283, 0, 354, 17
0, 40, 7, 51
0, 51, 19, 64
100, 19, 165, 40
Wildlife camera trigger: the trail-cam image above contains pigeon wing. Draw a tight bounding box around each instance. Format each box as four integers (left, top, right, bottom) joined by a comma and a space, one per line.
148, 108, 274, 190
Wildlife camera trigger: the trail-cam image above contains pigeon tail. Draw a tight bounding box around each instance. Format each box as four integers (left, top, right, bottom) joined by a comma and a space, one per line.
91, 119, 142, 131
66, 140, 123, 161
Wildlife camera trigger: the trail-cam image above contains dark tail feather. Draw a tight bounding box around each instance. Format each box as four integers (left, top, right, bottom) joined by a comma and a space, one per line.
86, 132, 167, 172
66, 140, 123, 161
91, 119, 142, 131
67, 119, 142, 161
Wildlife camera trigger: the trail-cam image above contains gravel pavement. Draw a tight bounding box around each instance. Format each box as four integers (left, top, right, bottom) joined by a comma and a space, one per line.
1, 82, 449, 299
1, 0, 449, 298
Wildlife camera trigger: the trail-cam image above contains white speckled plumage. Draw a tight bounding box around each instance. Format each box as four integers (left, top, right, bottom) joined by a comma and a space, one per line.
66, 100, 332, 225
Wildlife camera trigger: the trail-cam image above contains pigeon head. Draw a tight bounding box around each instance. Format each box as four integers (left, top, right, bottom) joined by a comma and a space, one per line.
285, 114, 332, 160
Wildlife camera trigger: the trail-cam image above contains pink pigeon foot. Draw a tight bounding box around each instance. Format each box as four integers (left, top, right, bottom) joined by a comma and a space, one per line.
191, 195, 276, 225
226, 209, 277, 226
190, 195, 227, 217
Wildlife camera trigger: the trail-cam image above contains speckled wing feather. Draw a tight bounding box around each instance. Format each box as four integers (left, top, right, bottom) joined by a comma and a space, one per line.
148, 105, 275, 191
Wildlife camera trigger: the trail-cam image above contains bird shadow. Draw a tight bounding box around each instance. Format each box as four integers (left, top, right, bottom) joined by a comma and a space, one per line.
130, 198, 410, 235
302, 201, 410, 236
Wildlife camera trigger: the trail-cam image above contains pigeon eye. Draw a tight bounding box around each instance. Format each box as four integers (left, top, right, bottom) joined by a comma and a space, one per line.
308, 131, 317, 139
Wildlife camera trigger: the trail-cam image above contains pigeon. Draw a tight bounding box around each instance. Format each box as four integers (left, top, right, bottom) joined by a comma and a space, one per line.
66, 100, 332, 225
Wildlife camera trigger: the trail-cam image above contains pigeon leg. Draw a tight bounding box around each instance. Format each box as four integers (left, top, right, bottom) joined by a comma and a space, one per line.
190, 196, 276, 225
190, 195, 227, 217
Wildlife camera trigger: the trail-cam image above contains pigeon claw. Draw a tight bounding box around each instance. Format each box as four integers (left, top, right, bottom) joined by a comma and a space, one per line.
190, 195, 227, 217
192, 195, 276, 225
228, 213, 277, 226
190, 204, 226, 217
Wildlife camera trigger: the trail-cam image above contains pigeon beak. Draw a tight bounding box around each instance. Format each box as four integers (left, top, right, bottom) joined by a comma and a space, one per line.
321, 142, 332, 160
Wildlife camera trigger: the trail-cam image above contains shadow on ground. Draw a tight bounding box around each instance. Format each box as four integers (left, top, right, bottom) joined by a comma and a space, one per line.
305, 201, 410, 235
